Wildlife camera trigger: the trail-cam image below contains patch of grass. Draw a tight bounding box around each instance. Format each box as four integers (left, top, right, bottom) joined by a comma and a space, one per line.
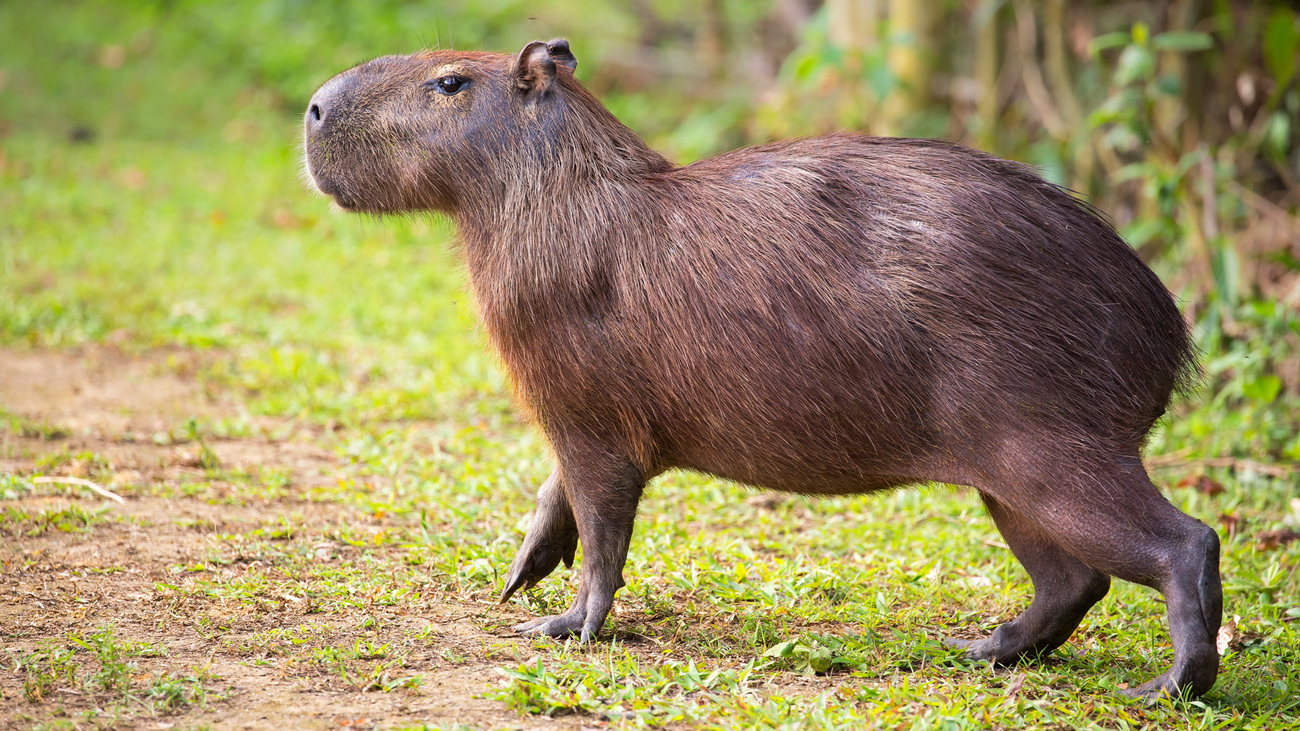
0, 473, 37, 499
14, 626, 222, 721
33, 450, 113, 480
1, 409, 71, 441
1, 502, 107, 536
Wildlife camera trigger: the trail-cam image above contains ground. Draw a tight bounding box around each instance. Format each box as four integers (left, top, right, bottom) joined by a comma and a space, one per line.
1, 346, 567, 730
3, 344, 1299, 730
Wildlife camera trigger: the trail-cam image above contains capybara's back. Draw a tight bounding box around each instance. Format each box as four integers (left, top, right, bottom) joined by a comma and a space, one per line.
304, 39, 1221, 701
619, 135, 1195, 493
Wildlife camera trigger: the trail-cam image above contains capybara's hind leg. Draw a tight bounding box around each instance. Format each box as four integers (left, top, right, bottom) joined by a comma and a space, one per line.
949, 493, 1109, 663
997, 461, 1222, 701
1116, 510, 1221, 702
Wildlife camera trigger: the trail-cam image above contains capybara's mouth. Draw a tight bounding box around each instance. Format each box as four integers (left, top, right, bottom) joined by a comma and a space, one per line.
305, 167, 353, 208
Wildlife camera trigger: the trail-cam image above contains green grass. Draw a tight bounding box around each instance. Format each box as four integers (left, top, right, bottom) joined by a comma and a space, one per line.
3, 2, 1300, 729
15, 626, 221, 720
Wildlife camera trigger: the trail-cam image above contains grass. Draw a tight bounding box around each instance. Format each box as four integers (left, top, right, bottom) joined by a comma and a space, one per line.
2, 2, 1300, 729
14, 626, 221, 721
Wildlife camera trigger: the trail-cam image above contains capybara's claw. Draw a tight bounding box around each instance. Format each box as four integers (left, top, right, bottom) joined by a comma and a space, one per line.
500, 472, 580, 604
500, 547, 548, 603
1119, 659, 1216, 704
499, 568, 534, 604
943, 637, 984, 654
500, 531, 577, 603
944, 634, 1014, 664
1119, 676, 1180, 705
514, 609, 587, 638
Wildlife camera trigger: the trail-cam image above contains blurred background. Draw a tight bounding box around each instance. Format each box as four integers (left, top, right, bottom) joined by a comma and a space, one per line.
2, 0, 1299, 465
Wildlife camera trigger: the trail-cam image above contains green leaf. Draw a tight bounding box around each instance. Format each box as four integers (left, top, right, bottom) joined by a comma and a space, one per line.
1243, 375, 1283, 404
763, 640, 798, 658
1122, 218, 1167, 248
1153, 73, 1183, 97
1115, 44, 1156, 85
1152, 31, 1214, 52
1266, 112, 1291, 160
1264, 9, 1299, 88
792, 52, 820, 82
1113, 162, 1156, 184
1087, 31, 1131, 57
808, 647, 834, 674
1211, 242, 1241, 307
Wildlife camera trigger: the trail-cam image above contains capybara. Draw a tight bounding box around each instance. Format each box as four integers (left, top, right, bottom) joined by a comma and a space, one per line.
304, 39, 1221, 701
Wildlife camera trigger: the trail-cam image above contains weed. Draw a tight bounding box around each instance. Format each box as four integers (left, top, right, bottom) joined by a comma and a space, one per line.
13, 627, 220, 721
1, 503, 107, 537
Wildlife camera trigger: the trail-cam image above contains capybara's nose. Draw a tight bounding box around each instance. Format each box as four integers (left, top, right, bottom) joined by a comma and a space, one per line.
305, 76, 347, 135
305, 91, 329, 135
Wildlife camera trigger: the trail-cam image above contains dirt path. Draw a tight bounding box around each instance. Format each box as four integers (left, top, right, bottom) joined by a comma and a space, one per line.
0, 347, 586, 730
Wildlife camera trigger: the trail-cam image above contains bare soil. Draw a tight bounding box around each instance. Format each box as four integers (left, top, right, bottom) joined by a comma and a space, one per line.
0, 347, 595, 730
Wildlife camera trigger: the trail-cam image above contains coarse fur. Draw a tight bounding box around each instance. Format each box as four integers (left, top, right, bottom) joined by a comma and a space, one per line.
304, 39, 1222, 702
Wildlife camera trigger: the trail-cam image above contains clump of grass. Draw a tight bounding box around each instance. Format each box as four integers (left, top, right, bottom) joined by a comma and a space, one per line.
0, 503, 106, 537
14, 626, 221, 719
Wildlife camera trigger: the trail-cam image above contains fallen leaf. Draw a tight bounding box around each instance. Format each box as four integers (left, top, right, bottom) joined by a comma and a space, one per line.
1216, 615, 1238, 656
1177, 475, 1225, 496
1005, 672, 1027, 698
1256, 528, 1300, 551
1219, 513, 1243, 541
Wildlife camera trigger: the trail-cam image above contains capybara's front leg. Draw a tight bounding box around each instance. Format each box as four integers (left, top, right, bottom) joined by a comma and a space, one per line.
513, 452, 644, 642
501, 470, 579, 602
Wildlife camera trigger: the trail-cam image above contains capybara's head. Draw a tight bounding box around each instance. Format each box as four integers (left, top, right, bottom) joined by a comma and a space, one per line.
304, 39, 666, 215
304, 40, 576, 213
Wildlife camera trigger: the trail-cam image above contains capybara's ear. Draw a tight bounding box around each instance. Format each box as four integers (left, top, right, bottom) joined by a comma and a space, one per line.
511, 38, 574, 92
546, 39, 577, 71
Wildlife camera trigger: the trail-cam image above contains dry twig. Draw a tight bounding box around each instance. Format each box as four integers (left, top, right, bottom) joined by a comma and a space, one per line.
32, 476, 126, 504
1145, 456, 1300, 478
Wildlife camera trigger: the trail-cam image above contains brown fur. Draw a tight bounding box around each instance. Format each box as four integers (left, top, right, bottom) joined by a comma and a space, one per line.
305, 40, 1222, 701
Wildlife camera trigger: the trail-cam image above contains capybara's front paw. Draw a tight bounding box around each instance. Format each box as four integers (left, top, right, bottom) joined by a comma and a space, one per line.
514, 607, 588, 640
501, 529, 578, 603
944, 636, 999, 662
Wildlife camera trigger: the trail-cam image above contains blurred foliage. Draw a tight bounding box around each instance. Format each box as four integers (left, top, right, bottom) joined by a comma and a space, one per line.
2, 0, 1299, 466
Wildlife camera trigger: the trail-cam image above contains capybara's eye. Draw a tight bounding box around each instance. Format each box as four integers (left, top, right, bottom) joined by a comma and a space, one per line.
427, 75, 468, 95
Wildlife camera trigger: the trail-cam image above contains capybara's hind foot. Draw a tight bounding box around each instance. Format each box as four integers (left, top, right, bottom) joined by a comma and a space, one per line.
1119, 643, 1220, 704
500, 471, 579, 604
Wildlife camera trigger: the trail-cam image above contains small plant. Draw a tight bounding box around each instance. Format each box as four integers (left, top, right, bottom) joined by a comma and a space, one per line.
142, 668, 218, 713
1, 503, 107, 537
14, 627, 218, 720
19, 419, 71, 441
761, 635, 853, 675
184, 418, 221, 471
17, 643, 80, 703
